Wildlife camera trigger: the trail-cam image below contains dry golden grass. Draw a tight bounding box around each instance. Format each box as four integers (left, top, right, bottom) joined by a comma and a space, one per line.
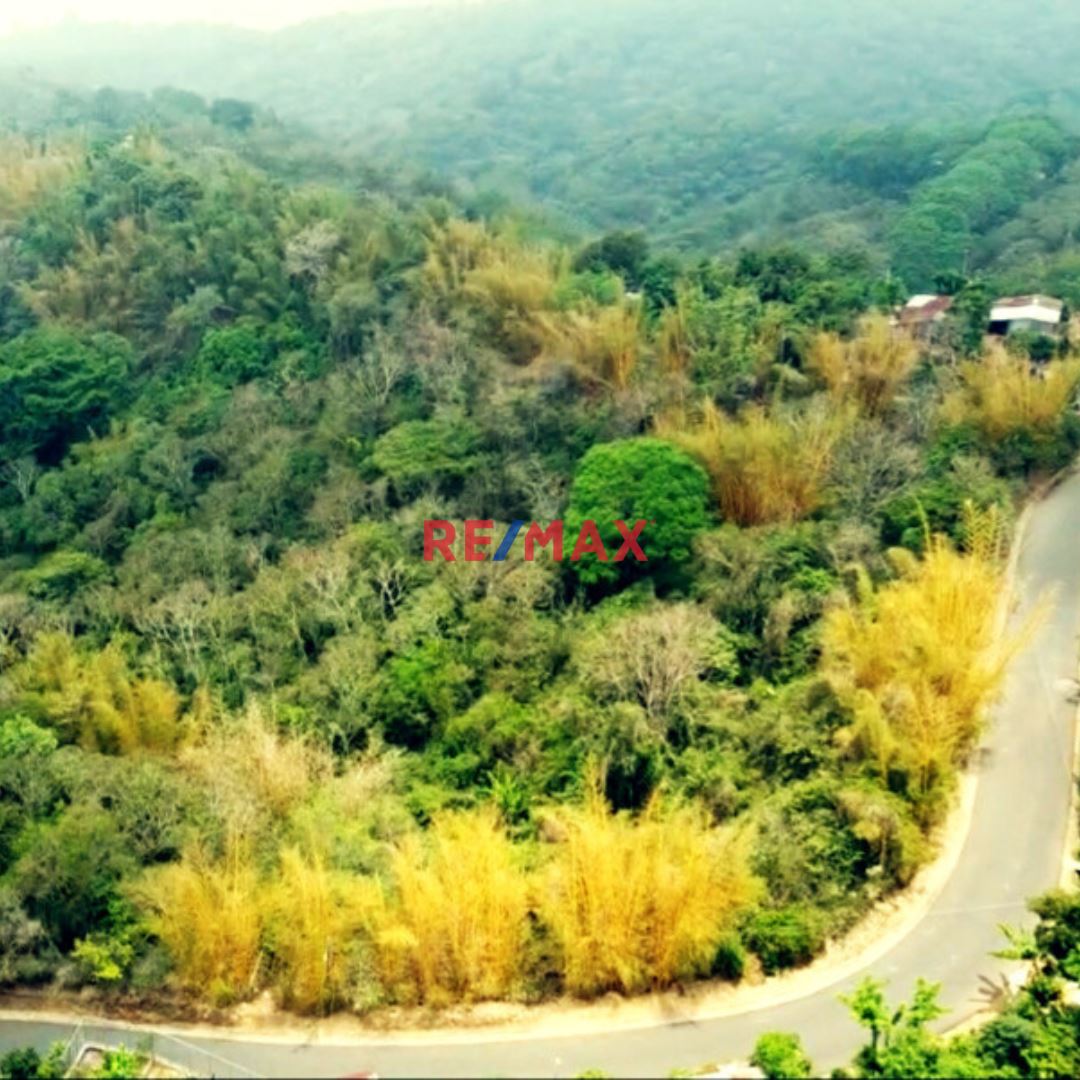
419, 218, 561, 362
538, 786, 756, 996
822, 505, 1015, 819
657, 296, 692, 380
463, 248, 559, 318
0, 136, 82, 219
941, 344, 1080, 440
657, 400, 849, 525
13, 632, 182, 753
534, 303, 641, 388
419, 218, 498, 300
134, 834, 263, 1004
810, 315, 920, 417
361, 809, 530, 1005
462, 249, 560, 362
183, 705, 332, 820
266, 846, 368, 1014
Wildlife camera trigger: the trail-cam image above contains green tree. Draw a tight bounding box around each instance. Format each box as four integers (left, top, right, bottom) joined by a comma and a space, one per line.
573, 231, 649, 289
565, 437, 711, 586
842, 976, 949, 1077
209, 97, 255, 131
195, 321, 270, 386
12, 810, 135, 950
371, 416, 481, 497
0, 329, 132, 462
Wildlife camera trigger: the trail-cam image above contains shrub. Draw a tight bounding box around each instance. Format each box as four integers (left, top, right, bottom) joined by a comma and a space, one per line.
72, 930, 135, 985
13, 810, 134, 950
710, 932, 747, 981
0, 887, 53, 986
743, 906, 824, 974
0, 1047, 43, 1080
810, 314, 919, 418
750, 1032, 814, 1079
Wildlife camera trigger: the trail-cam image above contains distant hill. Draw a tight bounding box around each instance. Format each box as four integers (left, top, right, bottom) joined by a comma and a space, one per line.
5, 0, 1080, 286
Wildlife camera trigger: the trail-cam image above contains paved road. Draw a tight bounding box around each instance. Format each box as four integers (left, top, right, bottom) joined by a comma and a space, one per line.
4, 473, 1080, 1077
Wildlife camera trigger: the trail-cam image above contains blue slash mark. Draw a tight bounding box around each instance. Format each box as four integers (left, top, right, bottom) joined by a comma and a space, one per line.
493, 520, 525, 561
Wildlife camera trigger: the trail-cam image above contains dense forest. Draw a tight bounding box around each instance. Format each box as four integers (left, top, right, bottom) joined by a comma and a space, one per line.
8, 0, 1080, 288
0, 76, 1077, 1020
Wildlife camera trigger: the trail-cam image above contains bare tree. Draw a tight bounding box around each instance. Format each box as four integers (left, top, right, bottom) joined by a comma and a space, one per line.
581, 604, 717, 729
1, 457, 41, 503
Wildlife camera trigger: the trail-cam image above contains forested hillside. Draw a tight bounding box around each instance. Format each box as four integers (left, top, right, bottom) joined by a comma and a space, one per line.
1, 82, 1079, 1016
7, 0, 1080, 284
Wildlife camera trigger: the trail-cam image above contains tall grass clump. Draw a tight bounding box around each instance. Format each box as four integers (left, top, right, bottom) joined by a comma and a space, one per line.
941, 345, 1080, 441
265, 846, 368, 1014
419, 217, 499, 302
539, 786, 756, 996
361, 809, 530, 1005
134, 834, 263, 1005
420, 218, 561, 362
821, 504, 1016, 821
535, 302, 641, 388
183, 706, 331, 822
810, 314, 919, 417
657, 400, 848, 525
12, 632, 182, 753
0, 136, 82, 220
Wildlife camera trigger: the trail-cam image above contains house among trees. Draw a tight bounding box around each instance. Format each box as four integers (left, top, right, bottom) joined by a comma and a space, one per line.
988, 294, 1065, 336
896, 294, 954, 339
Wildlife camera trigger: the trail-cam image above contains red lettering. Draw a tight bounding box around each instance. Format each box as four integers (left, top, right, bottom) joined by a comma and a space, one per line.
524, 521, 563, 561
613, 519, 648, 562
424, 520, 456, 562
571, 521, 608, 562
465, 519, 494, 561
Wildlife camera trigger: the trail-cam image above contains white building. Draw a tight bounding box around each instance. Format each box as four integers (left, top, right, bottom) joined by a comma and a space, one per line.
989, 295, 1064, 336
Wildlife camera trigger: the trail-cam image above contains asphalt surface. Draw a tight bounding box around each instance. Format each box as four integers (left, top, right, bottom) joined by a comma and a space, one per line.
3, 472, 1080, 1078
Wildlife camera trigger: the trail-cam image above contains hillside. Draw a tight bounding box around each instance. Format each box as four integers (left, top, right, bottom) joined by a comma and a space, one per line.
1, 82, 1078, 1018
6, 0, 1080, 280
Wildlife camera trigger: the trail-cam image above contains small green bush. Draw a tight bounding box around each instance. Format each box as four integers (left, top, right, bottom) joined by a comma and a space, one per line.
743, 907, 824, 974
710, 931, 747, 981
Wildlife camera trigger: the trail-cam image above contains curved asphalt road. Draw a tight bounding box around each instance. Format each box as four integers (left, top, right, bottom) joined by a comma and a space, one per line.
4, 472, 1080, 1077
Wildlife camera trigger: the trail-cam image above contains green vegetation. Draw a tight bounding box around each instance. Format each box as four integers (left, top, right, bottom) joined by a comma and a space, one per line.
10, 0, 1080, 293
0, 73, 1077, 1021
753, 889, 1080, 1077
750, 1032, 813, 1079
0, 1043, 64, 1080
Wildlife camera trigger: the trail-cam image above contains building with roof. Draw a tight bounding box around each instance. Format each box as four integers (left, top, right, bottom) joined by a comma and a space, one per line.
989, 295, 1064, 337
896, 294, 954, 339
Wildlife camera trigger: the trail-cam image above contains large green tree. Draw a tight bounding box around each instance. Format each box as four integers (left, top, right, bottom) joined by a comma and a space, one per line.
565, 437, 711, 586
0, 329, 132, 463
